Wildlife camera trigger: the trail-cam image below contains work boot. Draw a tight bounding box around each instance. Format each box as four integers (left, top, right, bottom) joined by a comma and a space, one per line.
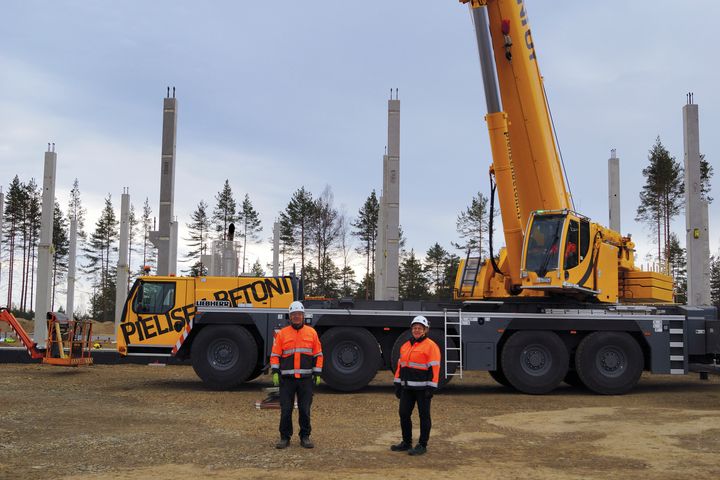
300, 436, 314, 449
408, 444, 427, 456
276, 437, 290, 449
390, 441, 411, 452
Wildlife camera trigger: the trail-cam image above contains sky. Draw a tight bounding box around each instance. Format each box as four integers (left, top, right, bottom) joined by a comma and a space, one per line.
1, 1, 718, 312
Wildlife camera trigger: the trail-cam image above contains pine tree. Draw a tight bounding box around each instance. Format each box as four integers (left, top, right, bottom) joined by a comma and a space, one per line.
213, 180, 238, 241
351, 190, 379, 299
279, 187, 315, 275
51, 201, 70, 309
710, 256, 720, 309
139, 198, 156, 273
250, 259, 265, 276
337, 211, 356, 298
67, 178, 87, 236
83, 195, 118, 320
636, 137, 684, 267
3, 176, 24, 308
127, 203, 139, 285
184, 200, 210, 276
700, 154, 713, 203
425, 243, 449, 298
239, 194, 262, 273
666, 233, 686, 304
308, 187, 341, 297
21, 179, 41, 312
399, 249, 429, 300
455, 192, 490, 258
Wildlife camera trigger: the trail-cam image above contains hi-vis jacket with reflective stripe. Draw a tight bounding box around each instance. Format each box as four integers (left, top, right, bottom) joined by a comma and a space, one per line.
270, 324, 323, 379
394, 336, 441, 389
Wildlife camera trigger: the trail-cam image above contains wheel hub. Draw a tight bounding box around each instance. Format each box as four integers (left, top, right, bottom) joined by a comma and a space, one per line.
333, 341, 363, 373
596, 346, 625, 377
208, 339, 238, 371
521, 345, 551, 375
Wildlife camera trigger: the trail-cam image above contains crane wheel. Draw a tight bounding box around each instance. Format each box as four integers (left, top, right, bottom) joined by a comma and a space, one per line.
320, 327, 380, 392
575, 332, 643, 395
390, 329, 457, 389
501, 331, 569, 394
191, 325, 258, 389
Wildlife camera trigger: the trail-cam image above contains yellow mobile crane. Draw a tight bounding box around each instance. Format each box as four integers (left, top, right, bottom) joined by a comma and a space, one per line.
454, 0, 673, 304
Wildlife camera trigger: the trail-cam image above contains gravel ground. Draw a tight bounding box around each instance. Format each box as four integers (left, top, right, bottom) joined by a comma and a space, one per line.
1, 364, 719, 480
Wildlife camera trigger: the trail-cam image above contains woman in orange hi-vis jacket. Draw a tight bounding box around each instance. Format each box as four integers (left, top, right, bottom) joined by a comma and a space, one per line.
391, 315, 441, 456
270, 301, 323, 450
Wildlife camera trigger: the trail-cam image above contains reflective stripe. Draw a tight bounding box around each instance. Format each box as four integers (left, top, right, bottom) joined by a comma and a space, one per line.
282, 347, 314, 355
312, 367, 322, 373
394, 378, 402, 384
270, 353, 280, 358
408, 362, 430, 369
405, 380, 433, 387
314, 352, 323, 357
280, 368, 314, 375
399, 361, 408, 367
427, 361, 440, 367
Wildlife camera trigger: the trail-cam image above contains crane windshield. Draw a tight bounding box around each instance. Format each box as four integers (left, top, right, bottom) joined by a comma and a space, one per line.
525, 214, 565, 276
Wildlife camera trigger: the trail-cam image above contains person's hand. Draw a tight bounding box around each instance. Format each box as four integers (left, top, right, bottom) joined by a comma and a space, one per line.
395, 385, 402, 399
272, 372, 280, 387
425, 388, 435, 399
313, 375, 321, 386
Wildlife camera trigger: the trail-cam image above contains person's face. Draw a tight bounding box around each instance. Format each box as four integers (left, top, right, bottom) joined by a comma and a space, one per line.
290, 311, 304, 327
411, 324, 427, 339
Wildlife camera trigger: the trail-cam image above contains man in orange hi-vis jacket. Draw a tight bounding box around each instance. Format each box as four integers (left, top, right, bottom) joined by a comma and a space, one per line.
391, 315, 441, 456
270, 301, 323, 449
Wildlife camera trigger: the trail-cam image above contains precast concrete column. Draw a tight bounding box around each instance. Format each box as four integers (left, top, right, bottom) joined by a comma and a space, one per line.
168, 219, 178, 275
683, 95, 711, 305
384, 95, 400, 301
273, 221, 280, 276
115, 189, 130, 330
149, 89, 178, 276
374, 190, 386, 299
66, 217, 77, 319
608, 149, 621, 233
34, 145, 57, 344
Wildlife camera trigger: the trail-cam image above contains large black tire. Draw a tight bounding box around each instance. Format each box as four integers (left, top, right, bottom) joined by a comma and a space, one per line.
320, 327, 381, 392
575, 332, 643, 395
501, 331, 569, 394
191, 325, 258, 389
390, 329, 457, 389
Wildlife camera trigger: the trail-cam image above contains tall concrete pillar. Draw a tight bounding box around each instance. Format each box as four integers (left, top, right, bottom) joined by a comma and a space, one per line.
34, 144, 57, 344
608, 149, 621, 233
683, 93, 711, 305
375, 189, 386, 299
66, 217, 77, 319
149, 87, 178, 276
115, 189, 130, 330
374, 91, 400, 301
272, 221, 280, 276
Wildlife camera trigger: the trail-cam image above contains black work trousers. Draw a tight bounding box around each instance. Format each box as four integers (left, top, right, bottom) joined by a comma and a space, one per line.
399, 388, 432, 446
279, 376, 313, 440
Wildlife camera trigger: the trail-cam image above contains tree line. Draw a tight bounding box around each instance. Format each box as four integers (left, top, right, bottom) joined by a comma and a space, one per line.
2, 136, 719, 321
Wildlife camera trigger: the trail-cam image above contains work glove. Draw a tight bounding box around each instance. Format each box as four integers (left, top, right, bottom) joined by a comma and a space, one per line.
272, 372, 280, 387
395, 384, 402, 399
425, 387, 435, 399
313, 375, 321, 386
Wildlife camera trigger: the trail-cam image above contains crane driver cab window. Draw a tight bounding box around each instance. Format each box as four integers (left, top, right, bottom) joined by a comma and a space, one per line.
132, 282, 176, 314
564, 220, 579, 269
526, 214, 564, 275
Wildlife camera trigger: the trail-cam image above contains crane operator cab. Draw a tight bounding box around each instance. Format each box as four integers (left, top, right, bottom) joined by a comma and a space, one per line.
520, 210, 605, 299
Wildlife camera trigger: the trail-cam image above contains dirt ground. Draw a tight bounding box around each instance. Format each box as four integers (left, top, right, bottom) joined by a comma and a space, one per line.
1, 364, 719, 480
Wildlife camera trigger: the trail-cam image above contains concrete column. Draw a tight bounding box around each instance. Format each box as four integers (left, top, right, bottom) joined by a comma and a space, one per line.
66, 217, 77, 319
34, 145, 57, 344
374, 190, 386, 300
683, 94, 711, 305
168, 219, 178, 275
115, 189, 130, 330
385, 96, 400, 301
272, 221, 280, 276
608, 149, 621, 233
149, 88, 178, 276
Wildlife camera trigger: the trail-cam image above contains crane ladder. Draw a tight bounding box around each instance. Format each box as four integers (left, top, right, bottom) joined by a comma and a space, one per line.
444, 309, 463, 379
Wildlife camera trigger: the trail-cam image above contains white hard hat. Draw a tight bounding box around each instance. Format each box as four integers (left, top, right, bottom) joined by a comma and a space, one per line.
289, 301, 305, 314
411, 316, 429, 328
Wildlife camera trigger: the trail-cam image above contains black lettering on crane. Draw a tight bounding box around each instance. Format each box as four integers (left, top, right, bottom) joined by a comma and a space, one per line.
251, 281, 269, 302
518, 0, 528, 26
120, 322, 137, 345
525, 30, 536, 61
265, 278, 284, 297
214, 290, 230, 303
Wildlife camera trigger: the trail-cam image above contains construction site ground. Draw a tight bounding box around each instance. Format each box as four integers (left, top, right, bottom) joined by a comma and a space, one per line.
1, 364, 719, 480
